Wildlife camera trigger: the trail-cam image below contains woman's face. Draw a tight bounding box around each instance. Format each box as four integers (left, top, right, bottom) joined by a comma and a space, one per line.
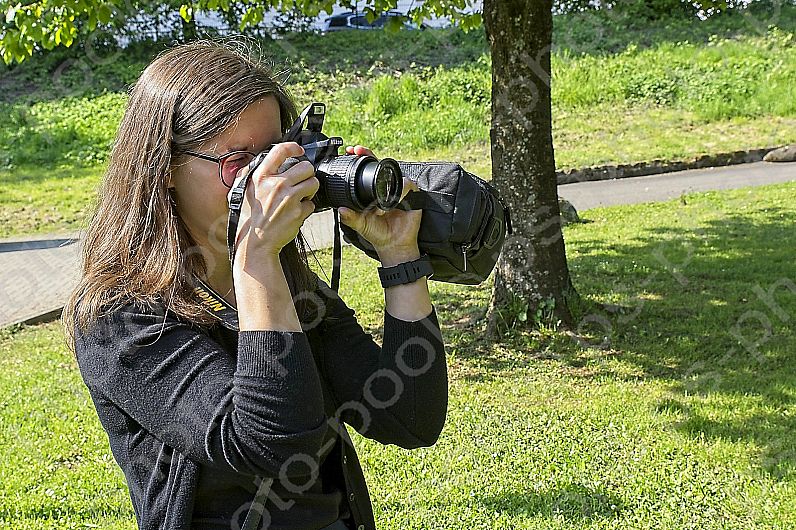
169, 96, 283, 257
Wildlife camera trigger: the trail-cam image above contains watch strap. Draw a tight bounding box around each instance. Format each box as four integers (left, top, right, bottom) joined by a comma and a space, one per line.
378, 254, 434, 288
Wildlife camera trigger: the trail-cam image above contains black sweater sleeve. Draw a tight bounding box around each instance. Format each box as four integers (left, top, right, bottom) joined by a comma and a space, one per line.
314, 280, 449, 449
74, 302, 327, 478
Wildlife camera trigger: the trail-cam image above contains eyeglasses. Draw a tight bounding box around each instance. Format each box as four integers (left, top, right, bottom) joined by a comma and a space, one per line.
183, 149, 257, 188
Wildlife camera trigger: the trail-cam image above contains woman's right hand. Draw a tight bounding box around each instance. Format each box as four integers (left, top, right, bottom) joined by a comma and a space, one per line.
232, 142, 319, 260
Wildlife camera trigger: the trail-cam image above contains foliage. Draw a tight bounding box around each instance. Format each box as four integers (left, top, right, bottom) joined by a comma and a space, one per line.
0, 93, 125, 167
0, 0, 482, 64
4, 0, 792, 63
5, 26, 793, 167
553, 29, 796, 121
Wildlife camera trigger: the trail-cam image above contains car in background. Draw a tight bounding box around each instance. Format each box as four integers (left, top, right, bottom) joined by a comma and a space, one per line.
321, 10, 423, 32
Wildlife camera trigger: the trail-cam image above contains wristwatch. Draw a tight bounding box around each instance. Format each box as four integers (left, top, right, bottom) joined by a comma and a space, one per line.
378, 254, 434, 288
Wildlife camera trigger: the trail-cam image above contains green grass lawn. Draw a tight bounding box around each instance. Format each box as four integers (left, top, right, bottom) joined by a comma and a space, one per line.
0, 164, 101, 238
2, 182, 794, 529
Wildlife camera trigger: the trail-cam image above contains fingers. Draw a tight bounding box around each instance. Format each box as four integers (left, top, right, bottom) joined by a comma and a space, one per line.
338, 207, 364, 231
280, 159, 317, 186
300, 197, 316, 220
345, 145, 375, 158
253, 142, 305, 179
293, 172, 320, 202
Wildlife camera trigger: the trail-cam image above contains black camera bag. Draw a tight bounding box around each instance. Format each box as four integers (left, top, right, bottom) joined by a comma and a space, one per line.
339, 161, 512, 285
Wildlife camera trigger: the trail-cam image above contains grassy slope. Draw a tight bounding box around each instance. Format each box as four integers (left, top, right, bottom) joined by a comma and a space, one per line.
0, 165, 102, 238
2, 182, 794, 528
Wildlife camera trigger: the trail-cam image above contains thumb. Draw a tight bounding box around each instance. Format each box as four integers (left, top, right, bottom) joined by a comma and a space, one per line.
338, 207, 361, 230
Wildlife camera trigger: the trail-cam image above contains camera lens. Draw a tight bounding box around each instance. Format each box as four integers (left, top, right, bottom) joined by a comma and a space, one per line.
360, 158, 402, 210
315, 155, 403, 211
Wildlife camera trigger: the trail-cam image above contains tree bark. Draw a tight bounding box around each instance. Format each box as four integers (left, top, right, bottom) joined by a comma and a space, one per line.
483, 0, 576, 335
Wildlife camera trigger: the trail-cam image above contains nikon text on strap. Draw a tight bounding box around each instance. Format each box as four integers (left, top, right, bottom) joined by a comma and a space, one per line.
192, 275, 239, 331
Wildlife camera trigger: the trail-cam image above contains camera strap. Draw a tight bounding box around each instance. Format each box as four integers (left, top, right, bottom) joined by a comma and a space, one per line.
192, 275, 239, 330
332, 208, 342, 292
226, 154, 264, 269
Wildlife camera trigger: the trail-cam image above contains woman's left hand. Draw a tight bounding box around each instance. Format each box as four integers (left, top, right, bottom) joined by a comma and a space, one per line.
338, 145, 422, 257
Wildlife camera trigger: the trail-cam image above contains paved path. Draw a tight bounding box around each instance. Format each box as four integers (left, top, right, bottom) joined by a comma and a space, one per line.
1, 161, 795, 328
558, 161, 796, 210
0, 232, 82, 328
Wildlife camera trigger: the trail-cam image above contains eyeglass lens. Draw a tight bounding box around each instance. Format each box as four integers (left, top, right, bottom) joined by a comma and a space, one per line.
221, 152, 256, 186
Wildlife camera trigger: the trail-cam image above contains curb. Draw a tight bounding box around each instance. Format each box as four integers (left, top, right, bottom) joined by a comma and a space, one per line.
4, 307, 64, 330
556, 147, 777, 185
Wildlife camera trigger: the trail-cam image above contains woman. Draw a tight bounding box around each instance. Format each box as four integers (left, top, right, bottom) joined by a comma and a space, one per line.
62, 39, 448, 530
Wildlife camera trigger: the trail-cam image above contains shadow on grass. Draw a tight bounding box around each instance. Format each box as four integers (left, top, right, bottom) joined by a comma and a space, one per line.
474, 483, 623, 520
434, 204, 796, 479
569, 206, 796, 479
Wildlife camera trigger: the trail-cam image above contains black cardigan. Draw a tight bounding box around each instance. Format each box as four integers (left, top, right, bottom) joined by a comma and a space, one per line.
74, 277, 448, 530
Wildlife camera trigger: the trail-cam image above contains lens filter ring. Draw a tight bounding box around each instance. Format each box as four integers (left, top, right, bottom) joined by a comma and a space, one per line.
359, 157, 403, 210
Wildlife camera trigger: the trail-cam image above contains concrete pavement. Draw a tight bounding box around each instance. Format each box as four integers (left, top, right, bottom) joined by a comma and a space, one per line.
0, 232, 82, 328
557, 161, 796, 210
1, 160, 795, 329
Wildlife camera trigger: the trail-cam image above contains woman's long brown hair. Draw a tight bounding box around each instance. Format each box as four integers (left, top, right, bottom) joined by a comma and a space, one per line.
62, 39, 317, 348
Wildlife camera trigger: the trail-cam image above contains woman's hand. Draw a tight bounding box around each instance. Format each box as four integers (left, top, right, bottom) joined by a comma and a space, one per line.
232, 142, 319, 261
338, 145, 422, 264
231, 142, 317, 332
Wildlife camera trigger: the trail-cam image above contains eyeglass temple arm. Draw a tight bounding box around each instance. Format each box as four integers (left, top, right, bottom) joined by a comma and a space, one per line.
184, 151, 220, 163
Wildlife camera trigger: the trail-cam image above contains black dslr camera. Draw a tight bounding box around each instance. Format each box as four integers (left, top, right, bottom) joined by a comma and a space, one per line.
251, 102, 405, 213
231, 101, 511, 286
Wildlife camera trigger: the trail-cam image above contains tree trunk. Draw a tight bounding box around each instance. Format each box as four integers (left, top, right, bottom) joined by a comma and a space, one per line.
483, 0, 576, 335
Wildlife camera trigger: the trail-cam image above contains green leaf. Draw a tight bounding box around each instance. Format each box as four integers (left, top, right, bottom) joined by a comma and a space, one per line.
179, 4, 193, 22
385, 15, 404, 32
364, 6, 377, 23
97, 4, 112, 24
87, 11, 98, 31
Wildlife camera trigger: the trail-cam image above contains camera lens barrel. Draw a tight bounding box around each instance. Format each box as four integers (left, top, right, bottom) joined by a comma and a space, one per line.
316, 155, 403, 211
